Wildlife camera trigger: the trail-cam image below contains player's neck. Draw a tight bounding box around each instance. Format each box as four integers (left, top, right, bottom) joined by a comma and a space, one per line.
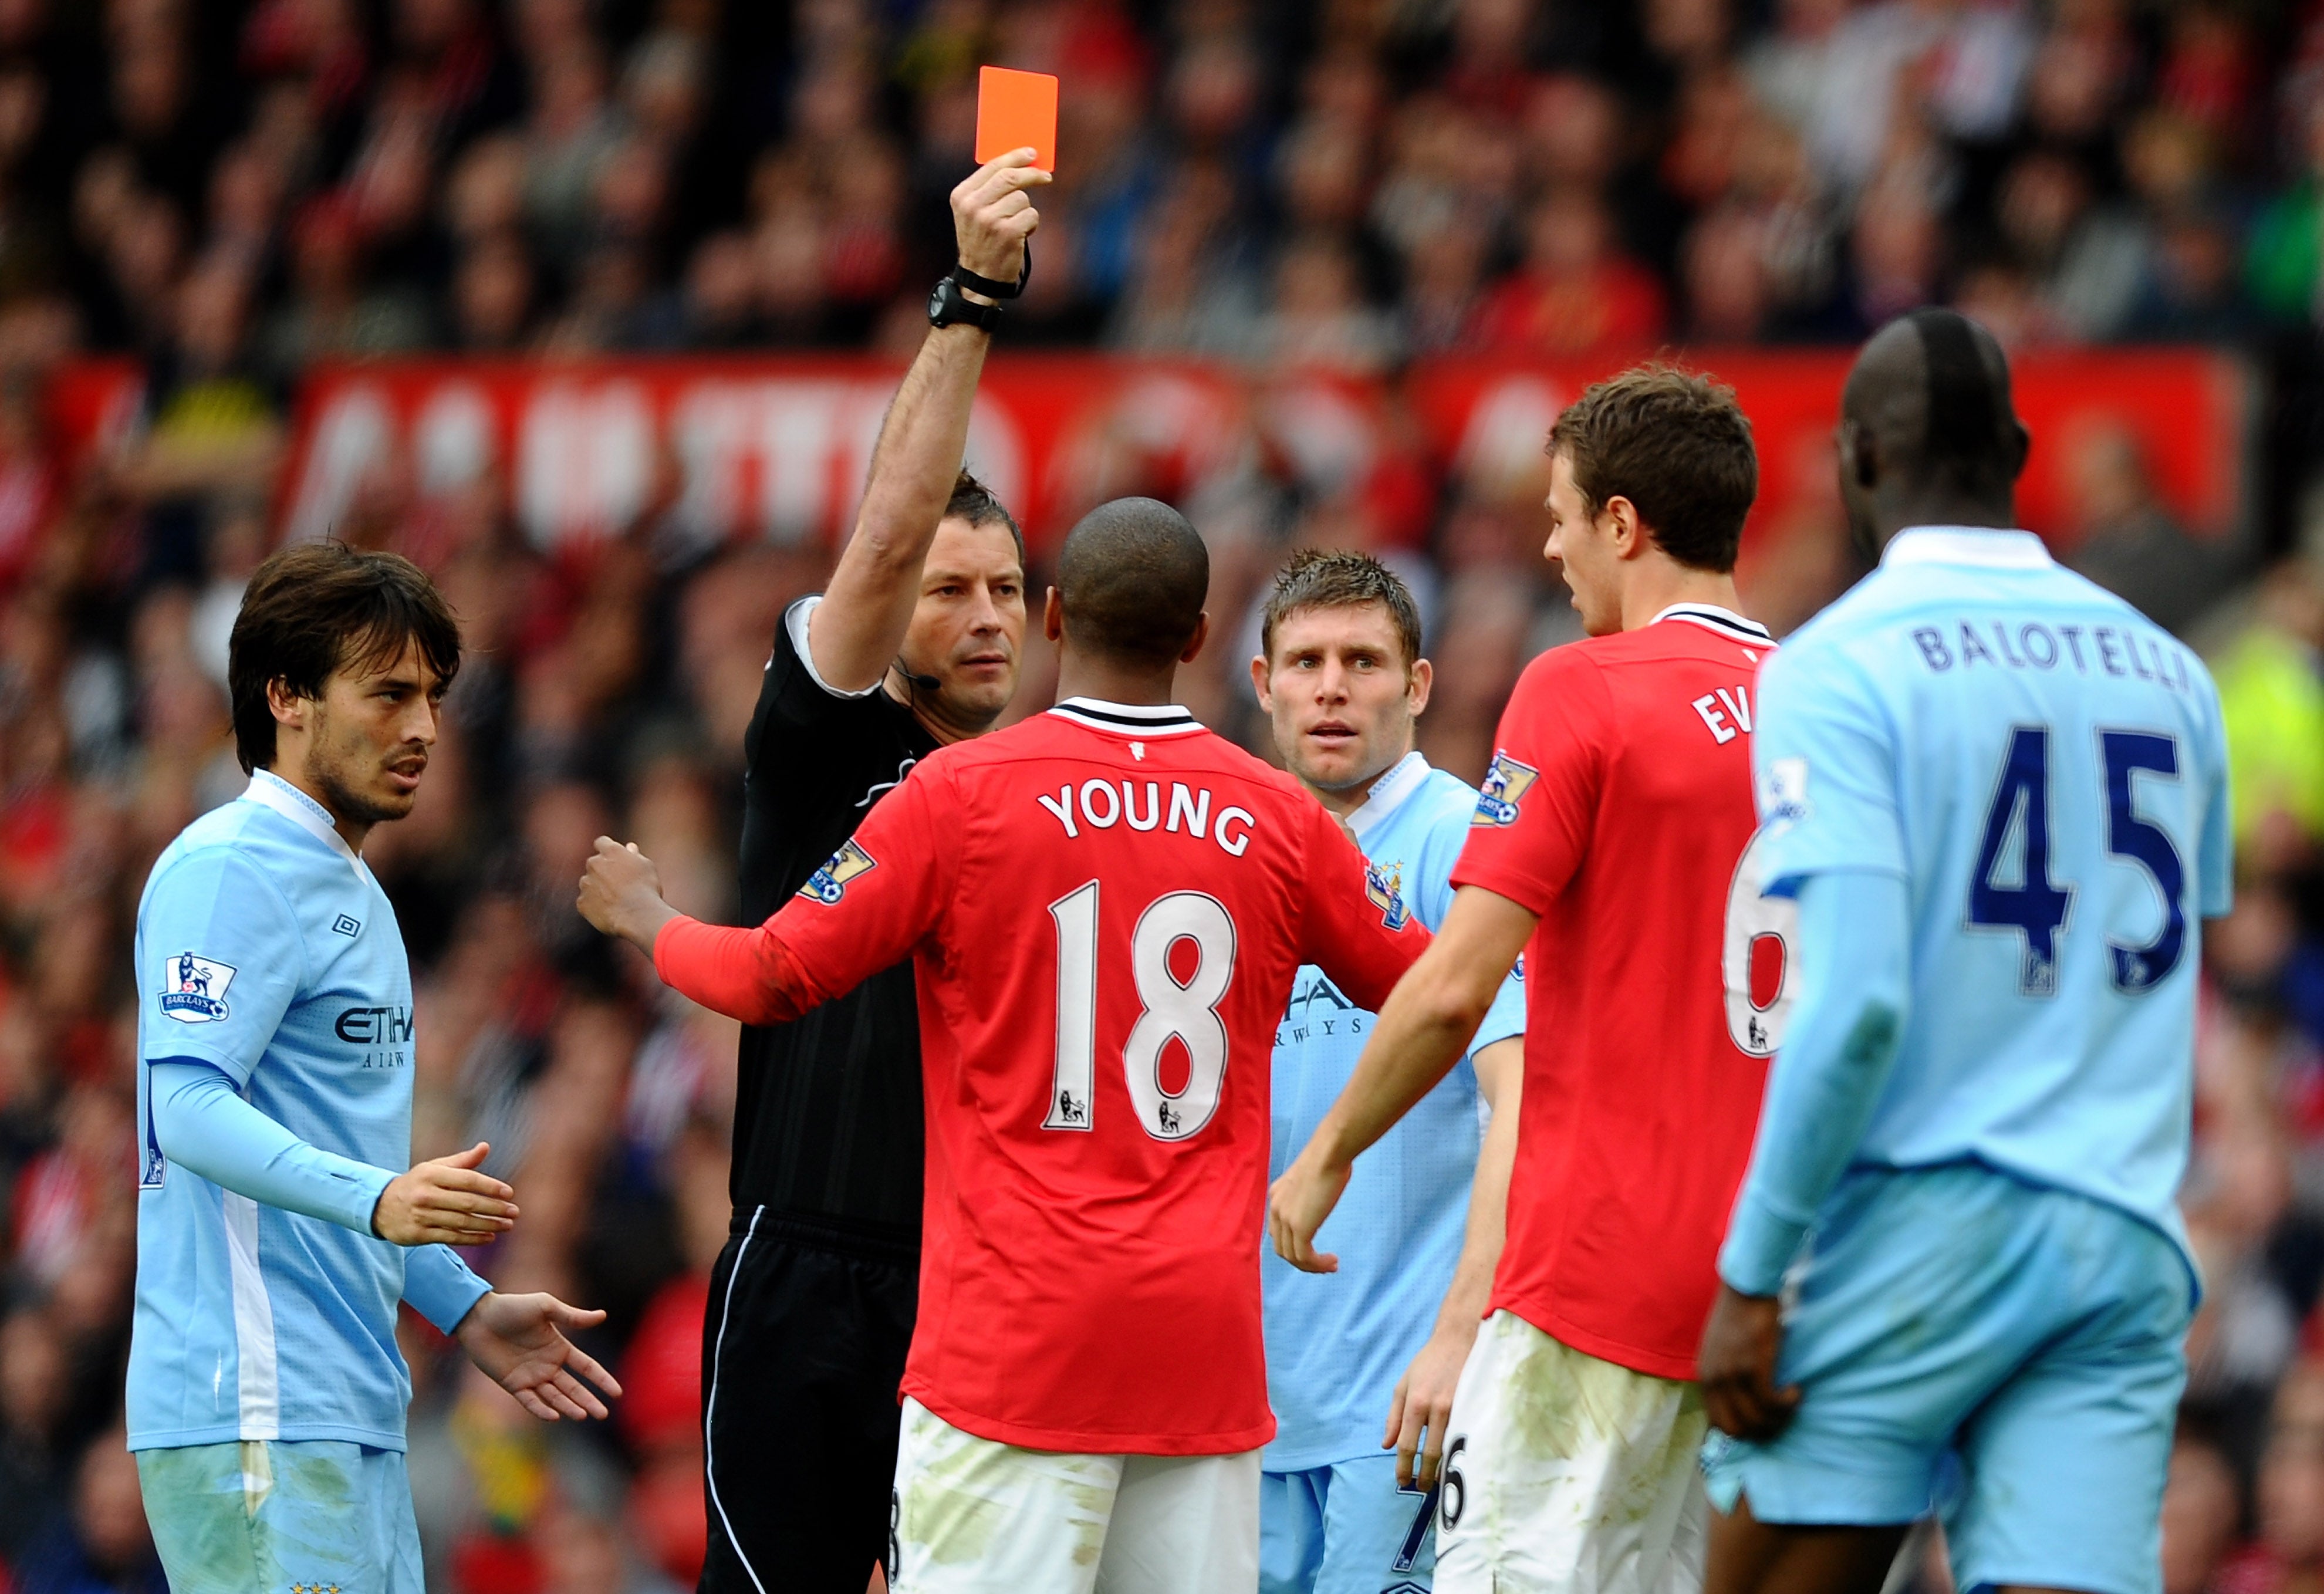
1306, 738, 1417, 820
262, 756, 373, 853
1616, 562, 1746, 633
1053, 654, 1180, 712
1871, 489, 2018, 550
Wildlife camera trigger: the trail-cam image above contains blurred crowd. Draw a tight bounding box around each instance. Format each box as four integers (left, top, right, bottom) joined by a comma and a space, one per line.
0, 0, 2305, 1590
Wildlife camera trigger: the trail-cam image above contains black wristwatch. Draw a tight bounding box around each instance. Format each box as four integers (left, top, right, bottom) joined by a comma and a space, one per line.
928, 275, 1004, 332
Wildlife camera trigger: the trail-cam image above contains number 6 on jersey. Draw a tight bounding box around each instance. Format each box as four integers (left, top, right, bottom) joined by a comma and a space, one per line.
1046, 881, 1238, 1141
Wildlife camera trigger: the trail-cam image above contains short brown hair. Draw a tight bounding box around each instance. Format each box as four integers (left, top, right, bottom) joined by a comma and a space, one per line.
229, 542, 463, 774
944, 468, 1025, 566
1259, 549, 1424, 669
1547, 365, 1758, 573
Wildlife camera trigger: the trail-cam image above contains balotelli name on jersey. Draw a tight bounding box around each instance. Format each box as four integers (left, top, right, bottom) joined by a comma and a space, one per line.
652, 697, 1431, 1455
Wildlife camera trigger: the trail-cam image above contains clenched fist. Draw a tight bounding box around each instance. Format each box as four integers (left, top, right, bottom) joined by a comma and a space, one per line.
577, 836, 678, 955
951, 150, 1049, 289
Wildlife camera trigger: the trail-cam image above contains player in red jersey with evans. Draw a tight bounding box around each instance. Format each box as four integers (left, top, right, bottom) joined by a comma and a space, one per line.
1271, 367, 1788, 1593
580, 498, 1430, 1594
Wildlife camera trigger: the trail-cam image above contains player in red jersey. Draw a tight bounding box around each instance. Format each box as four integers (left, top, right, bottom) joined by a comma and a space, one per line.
579, 498, 1431, 1594
1270, 367, 1788, 1593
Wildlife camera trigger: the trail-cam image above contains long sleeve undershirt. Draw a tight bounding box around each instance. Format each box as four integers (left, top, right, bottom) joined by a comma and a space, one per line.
653, 914, 827, 1027
1717, 870, 1913, 1298
147, 1059, 489, 1335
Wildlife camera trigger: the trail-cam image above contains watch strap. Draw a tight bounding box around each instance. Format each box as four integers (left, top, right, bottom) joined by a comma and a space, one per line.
951, 244, 1032, 301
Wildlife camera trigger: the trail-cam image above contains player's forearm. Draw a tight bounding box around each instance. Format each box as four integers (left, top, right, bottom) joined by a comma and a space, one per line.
1719, 870, 1910, 1296
1430, 1065, 1519, 1335
651, 915, 826, 1028
403, 1243, 493, 1335
812, 327, 991, 690
149, 1059, 394, 1234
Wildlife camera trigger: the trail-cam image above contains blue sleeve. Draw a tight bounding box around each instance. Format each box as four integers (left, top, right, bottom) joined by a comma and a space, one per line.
140, 849, 306, 1087
148, 1059, 393, 1234
1422, 796, 1525, 1052
2197, 677, 2234, 920
403, 1245, 491, 1336
1717, 870, 1911, 1296
1472, 963, 1526, 1052
1752, 644, 1909, 898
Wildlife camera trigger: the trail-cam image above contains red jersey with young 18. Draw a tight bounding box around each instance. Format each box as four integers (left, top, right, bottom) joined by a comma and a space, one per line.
654, 698, 1429, 1454
1450, 606, 1783, 1383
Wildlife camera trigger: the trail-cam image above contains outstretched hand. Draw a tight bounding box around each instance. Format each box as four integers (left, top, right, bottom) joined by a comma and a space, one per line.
372, 1142, 515, 1247
950, 150, 1048, 287
1385, 1319, 1473, 1490
578, 837, 677, 955
456, 1291, 624, 1422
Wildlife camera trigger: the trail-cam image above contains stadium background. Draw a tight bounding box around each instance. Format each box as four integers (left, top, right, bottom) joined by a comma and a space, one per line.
0, 0, 2318, 1588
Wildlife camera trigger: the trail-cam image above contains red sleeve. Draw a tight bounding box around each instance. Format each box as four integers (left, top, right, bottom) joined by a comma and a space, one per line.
653, 916, 825, 1025
653, 758, 954, 1025
1450, 648, 1611, 914
1298, 798, 1432, 1011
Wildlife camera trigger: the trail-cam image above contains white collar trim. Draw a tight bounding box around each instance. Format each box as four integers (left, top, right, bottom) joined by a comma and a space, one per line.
1882, 526, 2053, 570
1047, 697, 1206, 736
1650, 603, 1775, 643
242, 769, 365, 869
1346, 751, 1430, 843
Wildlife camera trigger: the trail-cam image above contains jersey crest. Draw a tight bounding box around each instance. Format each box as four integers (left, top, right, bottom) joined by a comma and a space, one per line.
1364, 860, 1411, 930
158, 952, 237, 1024
1472, 752, 1539, 828
799, 838, 877, 904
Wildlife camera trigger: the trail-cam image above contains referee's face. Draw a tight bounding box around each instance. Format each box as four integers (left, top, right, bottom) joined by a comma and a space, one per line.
896, 516, 1026, 739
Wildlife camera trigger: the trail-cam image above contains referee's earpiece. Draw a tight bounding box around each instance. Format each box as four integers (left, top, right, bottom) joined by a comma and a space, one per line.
894, 656, 943, 693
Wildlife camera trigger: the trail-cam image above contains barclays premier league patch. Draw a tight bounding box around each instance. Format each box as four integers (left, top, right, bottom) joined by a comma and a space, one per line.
159, 952, 237, 1024
1471, 752, 1539, 828
798, 838, 877, 905
1365, 860, 1411, 931
1761, 757, 1810, 828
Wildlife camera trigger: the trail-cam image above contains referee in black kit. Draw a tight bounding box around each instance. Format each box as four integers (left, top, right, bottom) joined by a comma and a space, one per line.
703, 148, 1045, 1593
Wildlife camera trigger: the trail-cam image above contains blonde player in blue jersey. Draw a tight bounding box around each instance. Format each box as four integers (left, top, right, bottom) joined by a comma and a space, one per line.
1251, 551, 1526, 1594
1696, 310, 2232, 1594
129, 543, 621, 1592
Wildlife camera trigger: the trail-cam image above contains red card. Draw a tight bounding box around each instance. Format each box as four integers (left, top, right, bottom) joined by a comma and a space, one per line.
975, 66, 1059, 173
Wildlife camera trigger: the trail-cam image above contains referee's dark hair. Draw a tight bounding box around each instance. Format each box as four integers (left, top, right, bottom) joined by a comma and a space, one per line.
1548, 364, 1758, 574
229, 542, 464, 774
1056, 497, 1209, 667
945, 468, 1026, 565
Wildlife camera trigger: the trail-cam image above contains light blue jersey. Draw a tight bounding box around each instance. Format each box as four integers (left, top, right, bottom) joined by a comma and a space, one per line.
129, 770, 486, 1453
1724, 525, 2232, 1291
1263, 752, 1526, 1473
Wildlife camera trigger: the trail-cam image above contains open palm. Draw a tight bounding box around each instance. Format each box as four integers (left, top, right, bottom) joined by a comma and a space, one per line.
456, 1291, 624, 1421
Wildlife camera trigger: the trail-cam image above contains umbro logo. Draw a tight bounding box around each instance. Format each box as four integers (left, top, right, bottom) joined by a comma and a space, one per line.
331, 915, 360, 937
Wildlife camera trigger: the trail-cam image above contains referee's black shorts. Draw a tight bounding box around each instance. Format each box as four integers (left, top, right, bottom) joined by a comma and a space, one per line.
698, 1208, 918, 1594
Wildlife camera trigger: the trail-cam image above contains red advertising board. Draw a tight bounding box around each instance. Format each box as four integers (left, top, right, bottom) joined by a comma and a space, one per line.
45, 349, 2249, 564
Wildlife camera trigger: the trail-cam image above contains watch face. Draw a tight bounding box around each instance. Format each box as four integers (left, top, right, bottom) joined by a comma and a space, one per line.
928, 283, 948, 319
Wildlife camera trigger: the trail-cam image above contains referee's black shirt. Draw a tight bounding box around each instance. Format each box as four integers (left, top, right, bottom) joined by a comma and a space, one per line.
730, 595, 937, 1242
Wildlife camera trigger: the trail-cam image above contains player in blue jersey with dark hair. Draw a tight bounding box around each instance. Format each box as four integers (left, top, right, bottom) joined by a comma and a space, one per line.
129, 542, 620, 1593
1250, 551, 1525, 1594
1697, 311, 2232, 1594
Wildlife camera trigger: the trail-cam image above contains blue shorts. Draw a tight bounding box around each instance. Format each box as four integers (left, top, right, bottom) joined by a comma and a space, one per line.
136, 1438, 423, 1594
1703, 1163, 2194, 1594
1261, 1452, 1439, 1594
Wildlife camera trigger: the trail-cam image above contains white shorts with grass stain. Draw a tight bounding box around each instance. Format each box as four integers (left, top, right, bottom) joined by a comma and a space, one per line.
888, 1395, 1260, 1594
1433, 1311, 1707, 1594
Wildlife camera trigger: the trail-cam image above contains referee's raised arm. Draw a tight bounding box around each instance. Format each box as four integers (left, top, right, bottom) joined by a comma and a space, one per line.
806, 148, 1047, 692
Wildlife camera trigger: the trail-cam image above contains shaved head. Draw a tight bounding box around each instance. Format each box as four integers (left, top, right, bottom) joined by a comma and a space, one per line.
1056, 497, 1211, 667
1839, 309, 2030, 552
